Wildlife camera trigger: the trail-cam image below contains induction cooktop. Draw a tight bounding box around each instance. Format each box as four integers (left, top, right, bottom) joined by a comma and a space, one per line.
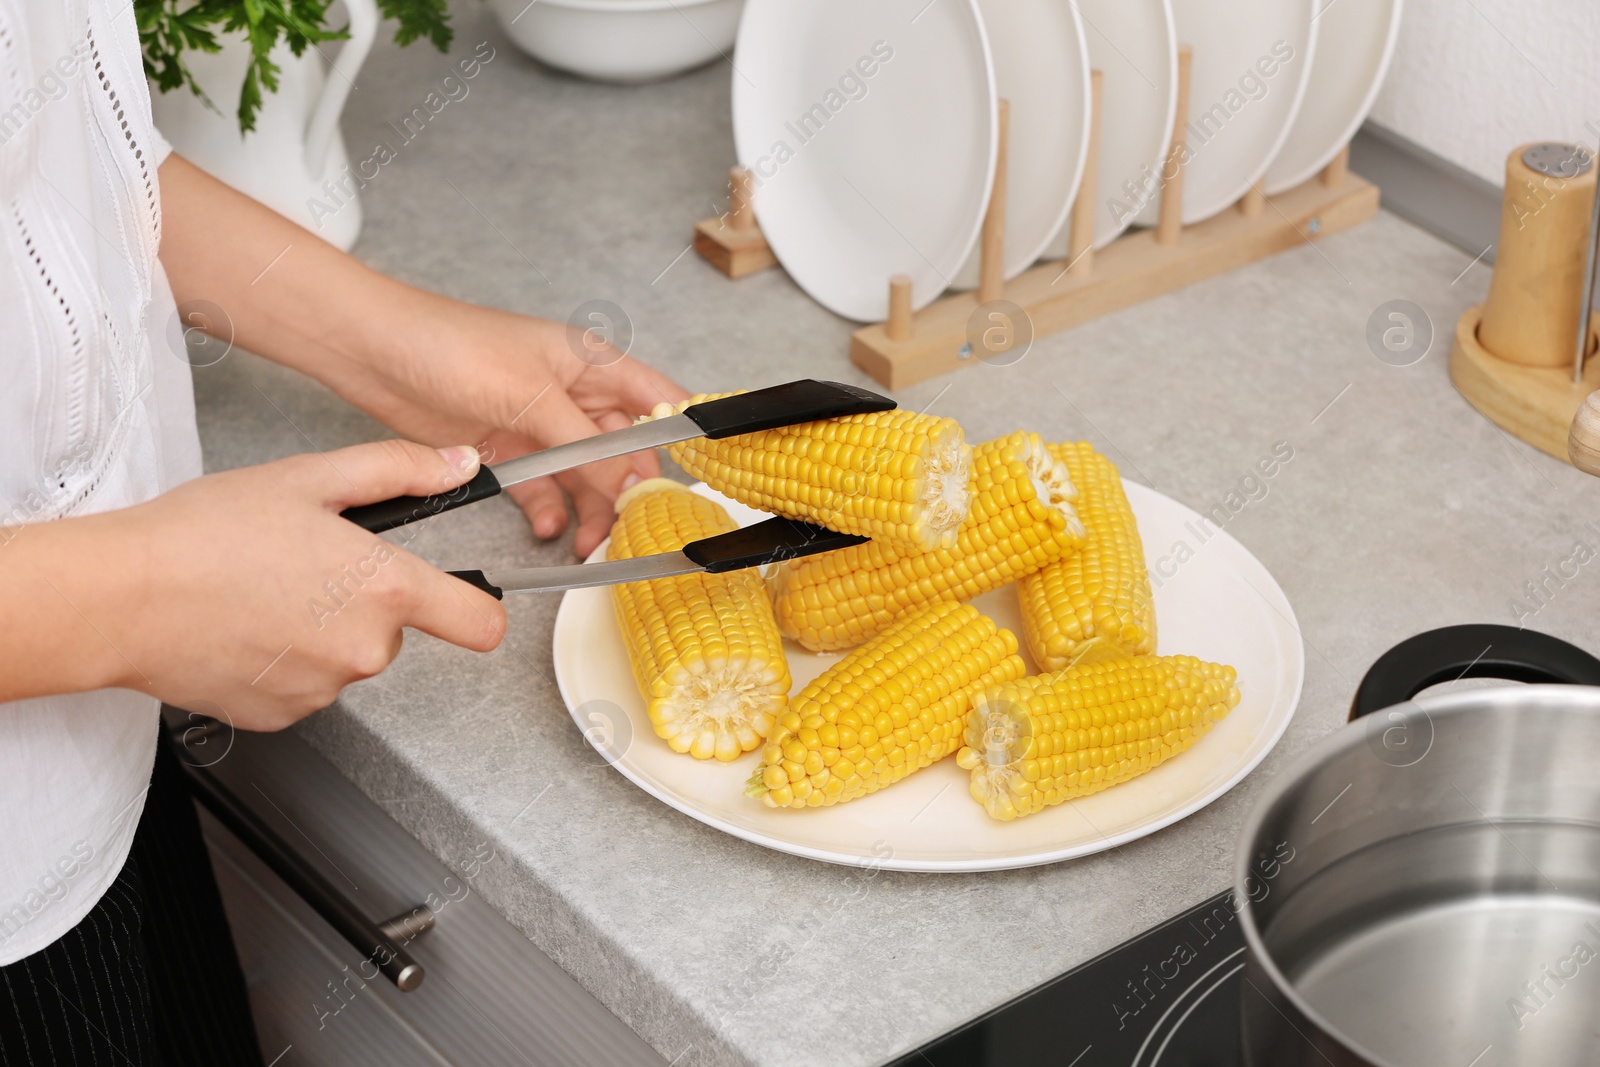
887, 891, 1244, 1066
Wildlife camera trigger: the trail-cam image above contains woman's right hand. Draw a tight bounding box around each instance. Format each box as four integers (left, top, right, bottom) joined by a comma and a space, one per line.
0, 439, 507, 730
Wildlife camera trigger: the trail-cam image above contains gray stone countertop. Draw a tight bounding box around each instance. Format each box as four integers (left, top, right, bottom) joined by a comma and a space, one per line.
188, 7, 1600, 1065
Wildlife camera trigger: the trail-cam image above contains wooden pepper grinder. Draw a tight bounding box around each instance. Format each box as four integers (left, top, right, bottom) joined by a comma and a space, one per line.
1448, 142, 1600, 464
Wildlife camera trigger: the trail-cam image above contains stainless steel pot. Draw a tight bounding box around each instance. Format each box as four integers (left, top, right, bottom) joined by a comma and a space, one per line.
1235, 624, 1600, 1066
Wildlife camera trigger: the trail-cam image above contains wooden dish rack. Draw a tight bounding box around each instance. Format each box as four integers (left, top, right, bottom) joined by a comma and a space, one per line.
693, 46, 1381, 389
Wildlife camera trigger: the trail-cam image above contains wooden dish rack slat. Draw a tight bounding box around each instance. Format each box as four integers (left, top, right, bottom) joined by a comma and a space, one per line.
693, 44, 1381, 389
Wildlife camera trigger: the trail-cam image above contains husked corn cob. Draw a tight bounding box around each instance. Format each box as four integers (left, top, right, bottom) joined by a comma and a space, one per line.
772, 431, 1086, 652
609, 480, 790, 761
957, 656, 1239, 821
1017, 442, 1156, 670
746, 602, 1025, 809
650, 394, 972, 552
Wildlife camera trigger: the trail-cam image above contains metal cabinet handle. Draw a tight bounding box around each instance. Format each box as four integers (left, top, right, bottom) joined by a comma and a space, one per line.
168, 717, 432, 992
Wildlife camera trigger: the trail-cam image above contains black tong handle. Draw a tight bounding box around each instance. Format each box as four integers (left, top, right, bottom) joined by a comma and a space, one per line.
685, 515, 867, 571
340, 466, 503, 535
449, 568, 505, 599
684, 380, 893, 439
448, 516, 868, 600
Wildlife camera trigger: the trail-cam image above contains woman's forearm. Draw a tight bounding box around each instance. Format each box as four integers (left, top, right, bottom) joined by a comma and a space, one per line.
0, 518, 139, 702
156, 151, 688, 557
1, 442, 504, 723
157, 153, 445, 392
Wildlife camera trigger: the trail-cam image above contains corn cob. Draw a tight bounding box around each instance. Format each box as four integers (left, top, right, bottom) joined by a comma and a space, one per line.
649, 394, 972, 552
746, 602, 1025, 809
957, 656, 1240, 820
772, 431, 1086, 652
1017, 442, 1156, 670
608, 480, 790, 761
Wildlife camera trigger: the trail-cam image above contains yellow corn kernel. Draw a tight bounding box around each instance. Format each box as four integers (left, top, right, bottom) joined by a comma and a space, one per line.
648, 394, 972, 552
609, 480, 790, 761
773, 431, 1086, 652
1017, 442, 1156, 670
746, 602, 1025, 809
957, 656, 1240, 820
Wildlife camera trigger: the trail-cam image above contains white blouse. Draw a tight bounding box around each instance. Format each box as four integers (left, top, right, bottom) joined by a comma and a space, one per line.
0, 0, 202, 964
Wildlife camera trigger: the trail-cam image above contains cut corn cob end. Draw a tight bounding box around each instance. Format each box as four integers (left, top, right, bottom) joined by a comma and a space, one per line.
956, 656, 1240, 821
908, 418, 972, 550
648, 654, 788, 761
1017, 434, 1086, 543
608, 481, 791, 762
646, 394, 973, 552
745, 601, 1025, 809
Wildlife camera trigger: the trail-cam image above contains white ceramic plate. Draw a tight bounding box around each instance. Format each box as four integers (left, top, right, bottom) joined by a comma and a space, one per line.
731, 0, 996, 322
551, 483, 1305, 873
951, 0, 1091, 288
1263, 0, 1401, 194
1135, 0, 1318, 226
1046, 0, 1178, 255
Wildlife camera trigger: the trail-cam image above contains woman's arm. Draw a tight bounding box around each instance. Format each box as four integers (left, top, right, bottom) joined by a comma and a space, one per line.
0, 441, 504, 727
157, 154, 688, 555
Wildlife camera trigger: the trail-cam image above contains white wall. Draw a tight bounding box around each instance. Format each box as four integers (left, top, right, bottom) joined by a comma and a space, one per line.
1368, 0, 1600, 186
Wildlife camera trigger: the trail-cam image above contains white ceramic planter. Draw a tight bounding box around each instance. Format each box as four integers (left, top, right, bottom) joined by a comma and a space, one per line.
490, 0, 744, 84
148, 0, 378, 251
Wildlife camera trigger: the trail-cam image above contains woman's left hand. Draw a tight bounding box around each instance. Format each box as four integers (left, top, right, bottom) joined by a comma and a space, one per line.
325, 297, 689, 556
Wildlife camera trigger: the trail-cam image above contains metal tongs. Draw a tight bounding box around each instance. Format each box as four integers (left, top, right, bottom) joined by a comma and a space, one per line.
339, 379, 896, 595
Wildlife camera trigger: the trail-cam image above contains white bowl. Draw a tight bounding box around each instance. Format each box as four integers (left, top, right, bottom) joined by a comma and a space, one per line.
490, 0, 745, 85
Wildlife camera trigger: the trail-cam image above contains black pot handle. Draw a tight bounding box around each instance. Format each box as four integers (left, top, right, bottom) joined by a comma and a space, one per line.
1349, 624, 1600, 721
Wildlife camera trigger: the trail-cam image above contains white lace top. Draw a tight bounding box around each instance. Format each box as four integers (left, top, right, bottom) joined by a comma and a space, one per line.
0, 0, 202, 964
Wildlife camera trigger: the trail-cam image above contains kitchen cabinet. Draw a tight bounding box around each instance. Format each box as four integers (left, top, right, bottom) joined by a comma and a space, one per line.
186, 720, 663, 1067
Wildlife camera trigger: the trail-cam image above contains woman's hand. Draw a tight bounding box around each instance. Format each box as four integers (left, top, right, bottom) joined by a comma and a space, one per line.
317, 297, 689, 556
157, 155, 692, 558
0, 440, 506, 729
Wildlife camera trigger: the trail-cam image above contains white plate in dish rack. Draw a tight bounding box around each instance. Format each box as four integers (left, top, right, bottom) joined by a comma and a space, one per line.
950, 0, 1091, 288
1045, 0, 1178, 254
731, 0, 996, 322
1134, 0, 1319, 226
551, 483, 1304, 873
1263, 0, 1402, 194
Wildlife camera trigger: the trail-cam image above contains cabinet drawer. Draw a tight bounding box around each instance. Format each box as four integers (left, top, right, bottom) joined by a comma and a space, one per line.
176, 715, 666, 1067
